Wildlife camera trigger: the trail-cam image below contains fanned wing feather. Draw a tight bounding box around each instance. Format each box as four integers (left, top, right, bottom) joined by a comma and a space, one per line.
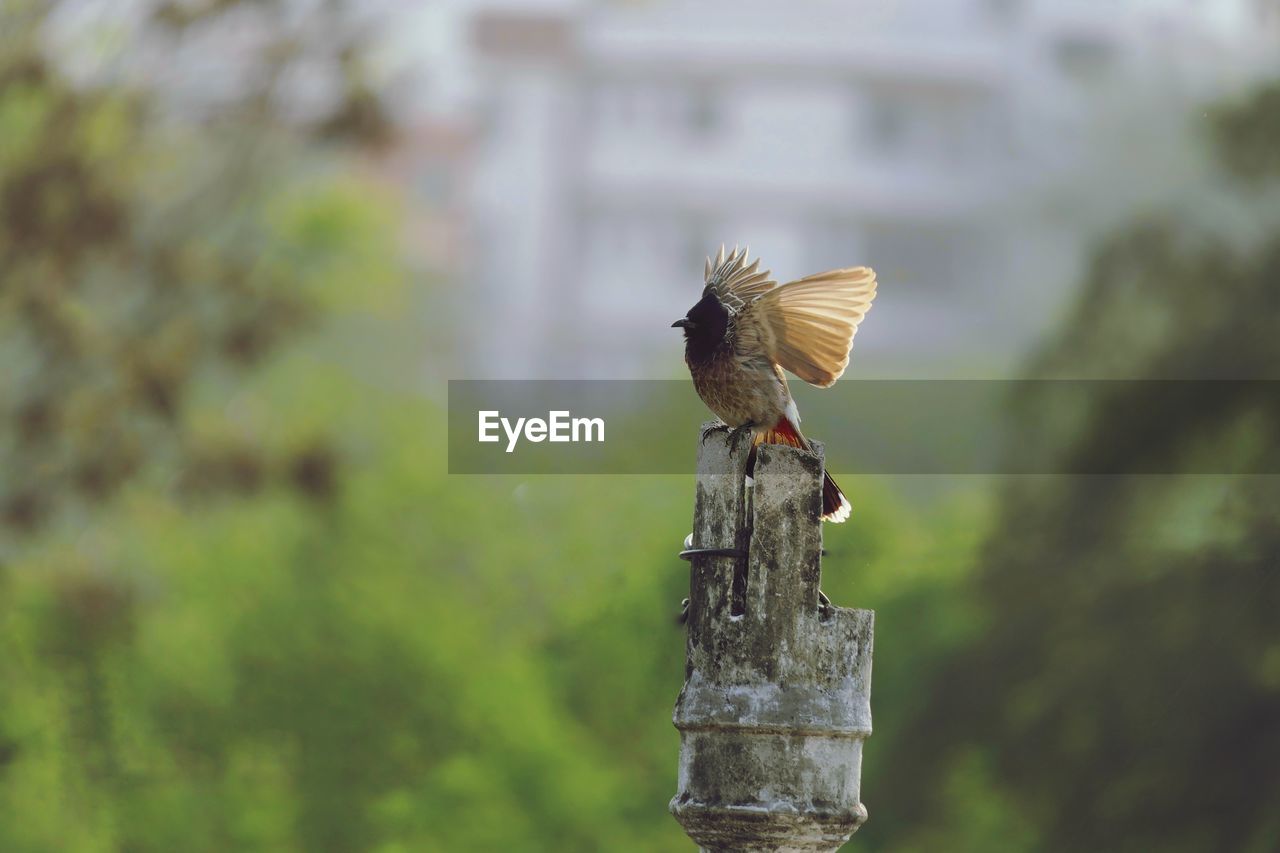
703, 245, 777, 313
756, 267, 877, 388
699, 247, 877, 386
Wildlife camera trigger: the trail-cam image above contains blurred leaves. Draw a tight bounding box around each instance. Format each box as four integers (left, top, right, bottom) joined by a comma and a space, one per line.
1212, 84, 1280, 183
0, 0, 393, 538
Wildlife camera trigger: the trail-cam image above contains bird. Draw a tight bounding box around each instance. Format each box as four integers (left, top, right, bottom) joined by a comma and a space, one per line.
672, 245, 877, 522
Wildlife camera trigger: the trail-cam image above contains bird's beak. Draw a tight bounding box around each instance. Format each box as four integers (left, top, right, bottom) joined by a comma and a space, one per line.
672, 318, 694, 330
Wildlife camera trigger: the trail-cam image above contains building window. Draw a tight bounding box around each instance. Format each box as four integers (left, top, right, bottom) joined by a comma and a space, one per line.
861, 88, 1003, 166
687, 86, 720, 137
1053, 34, 1116, 80
985, 0, 1022, 24
587, 79, 720, 141
865, 94, 910, 156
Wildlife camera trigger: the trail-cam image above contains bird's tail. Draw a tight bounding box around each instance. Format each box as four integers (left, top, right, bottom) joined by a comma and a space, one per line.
754, 417, 851, 523
820, 470, 852, 523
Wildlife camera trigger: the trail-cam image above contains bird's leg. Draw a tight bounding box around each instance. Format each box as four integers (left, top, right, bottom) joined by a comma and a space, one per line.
726, 421, 757, 456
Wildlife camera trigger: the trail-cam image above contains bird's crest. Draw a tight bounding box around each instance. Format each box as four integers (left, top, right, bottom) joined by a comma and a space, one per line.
703, 245, 777, 313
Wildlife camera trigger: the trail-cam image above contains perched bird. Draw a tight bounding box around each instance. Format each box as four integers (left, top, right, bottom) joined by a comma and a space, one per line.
673, 246, 877, 522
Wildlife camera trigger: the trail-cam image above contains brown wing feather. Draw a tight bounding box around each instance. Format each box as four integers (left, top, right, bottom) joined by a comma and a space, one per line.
756, 267, 877, 387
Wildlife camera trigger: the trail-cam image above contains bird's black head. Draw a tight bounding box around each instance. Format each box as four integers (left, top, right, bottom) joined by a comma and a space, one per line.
672, 289, 729, 365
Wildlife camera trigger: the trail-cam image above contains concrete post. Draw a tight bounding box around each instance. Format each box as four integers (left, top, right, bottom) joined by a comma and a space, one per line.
671, 425, 874, 852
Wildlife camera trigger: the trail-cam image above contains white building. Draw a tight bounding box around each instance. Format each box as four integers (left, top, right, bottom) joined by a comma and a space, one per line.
461, 0, 1276, 378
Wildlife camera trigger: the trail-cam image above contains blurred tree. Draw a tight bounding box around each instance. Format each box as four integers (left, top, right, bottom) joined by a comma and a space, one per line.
0, 0, 391, 539
879, 82, 1280, 852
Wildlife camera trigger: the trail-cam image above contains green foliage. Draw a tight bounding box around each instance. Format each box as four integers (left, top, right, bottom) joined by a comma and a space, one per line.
880, 80, 1280, 852
2, 336, 968, 850
1211, 84, 1280, 183
0, 0, 389, 538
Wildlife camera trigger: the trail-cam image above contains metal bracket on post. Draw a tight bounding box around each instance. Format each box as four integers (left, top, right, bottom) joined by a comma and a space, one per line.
671, 424, 874, 852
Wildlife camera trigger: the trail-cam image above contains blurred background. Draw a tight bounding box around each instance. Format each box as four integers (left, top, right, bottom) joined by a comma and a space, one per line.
2, 0, 1279, 850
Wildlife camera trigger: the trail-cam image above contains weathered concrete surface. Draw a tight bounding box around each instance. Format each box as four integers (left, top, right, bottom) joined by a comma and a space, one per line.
672, 425, 874, 852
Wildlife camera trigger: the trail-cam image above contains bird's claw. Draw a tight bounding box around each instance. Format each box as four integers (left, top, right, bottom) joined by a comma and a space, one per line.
818, 589, 833, 618
699, 422, 729, 445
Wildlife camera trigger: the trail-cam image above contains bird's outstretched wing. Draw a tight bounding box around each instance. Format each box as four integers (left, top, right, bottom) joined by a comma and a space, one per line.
703, 245, 776, 313
755, 267, 877, 388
